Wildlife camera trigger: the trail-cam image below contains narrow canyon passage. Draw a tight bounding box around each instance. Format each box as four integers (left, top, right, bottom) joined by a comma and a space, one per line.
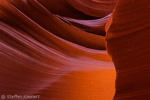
0, 0, 149, 100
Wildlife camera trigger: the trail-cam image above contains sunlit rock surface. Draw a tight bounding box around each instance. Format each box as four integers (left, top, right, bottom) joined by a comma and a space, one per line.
0, 0, 116, 100
2, 0, 148, 100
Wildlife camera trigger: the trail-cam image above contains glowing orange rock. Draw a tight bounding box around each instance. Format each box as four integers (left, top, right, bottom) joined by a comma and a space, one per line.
0, 0, 116, 100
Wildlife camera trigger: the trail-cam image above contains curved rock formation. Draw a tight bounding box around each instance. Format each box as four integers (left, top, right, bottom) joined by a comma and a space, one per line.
36, 0, 96, 19
67, 0, 117, 17
0, 0, 116, 100
106, 0, 150, 99
57, 14, 111, 36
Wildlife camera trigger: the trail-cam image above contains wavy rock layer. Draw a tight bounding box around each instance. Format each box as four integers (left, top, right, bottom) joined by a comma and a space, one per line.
57, 14, 111, 36
106, 0, 150, 100
0, 0, 116, 100
67, 0, 117, 17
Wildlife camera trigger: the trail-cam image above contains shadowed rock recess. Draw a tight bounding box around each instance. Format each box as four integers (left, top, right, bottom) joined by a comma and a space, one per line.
0, 0, 149, 100
106, 0, 150, 100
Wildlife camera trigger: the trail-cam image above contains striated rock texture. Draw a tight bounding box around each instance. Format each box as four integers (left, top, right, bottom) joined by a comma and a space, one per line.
57, 14, 111, 36
2, 0, 149, 100
0, 0, 116, 100
66, 0, 117, 17
106, 0, 150, 100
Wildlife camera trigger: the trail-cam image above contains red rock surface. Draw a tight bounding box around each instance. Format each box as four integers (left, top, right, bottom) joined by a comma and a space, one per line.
0, 0, 116, 100
66, 0, 117, 17
2, 0, 149, 100
106, 0, 150, 99
57, 14, 111, 36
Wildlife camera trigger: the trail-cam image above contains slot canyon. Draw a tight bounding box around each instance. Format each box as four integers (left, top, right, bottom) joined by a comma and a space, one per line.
0, 0, 150, 100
